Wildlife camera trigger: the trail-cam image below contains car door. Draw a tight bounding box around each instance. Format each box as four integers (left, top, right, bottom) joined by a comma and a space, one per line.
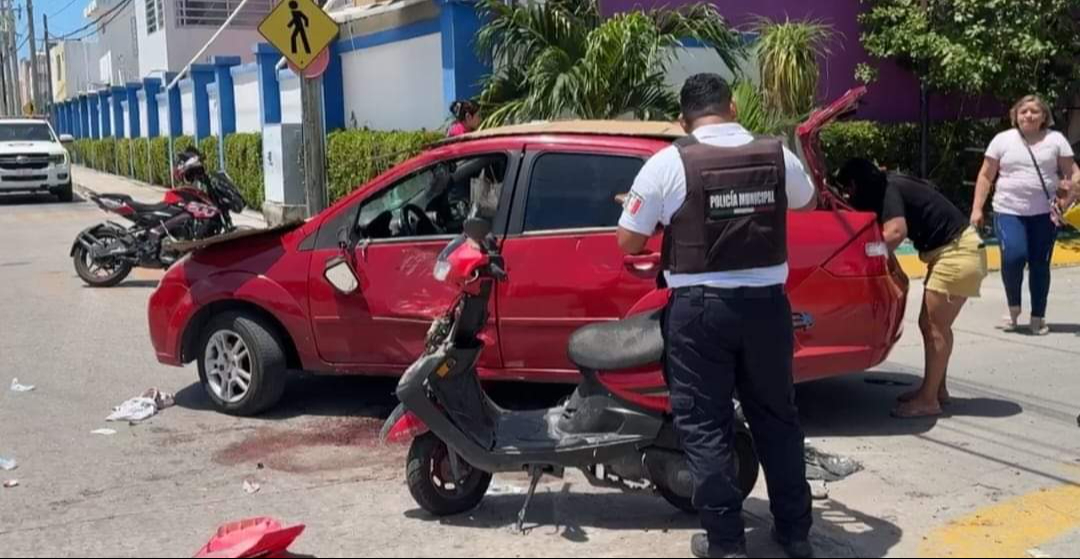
496, 140, 666, 380
307, 146, 519, 372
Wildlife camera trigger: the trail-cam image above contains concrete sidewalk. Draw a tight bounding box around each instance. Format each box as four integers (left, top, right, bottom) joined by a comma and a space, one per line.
71, 165, 267, 230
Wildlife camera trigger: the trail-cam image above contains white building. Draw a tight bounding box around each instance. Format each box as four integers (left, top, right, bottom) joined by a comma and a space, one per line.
84, 0, 141, 86
49, 40, 101, 102
136, 0, 273, 76
19, 53, 49, 111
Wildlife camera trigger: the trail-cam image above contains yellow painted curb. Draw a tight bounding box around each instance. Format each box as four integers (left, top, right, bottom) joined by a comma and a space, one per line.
919, 484, 1080, 558
898, 239, 1080, 279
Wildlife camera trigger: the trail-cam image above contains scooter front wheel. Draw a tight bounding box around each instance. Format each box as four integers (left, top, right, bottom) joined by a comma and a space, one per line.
407, 433, 492, 516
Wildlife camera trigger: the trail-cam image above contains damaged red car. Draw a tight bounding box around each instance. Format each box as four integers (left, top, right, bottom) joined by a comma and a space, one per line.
148, 87, 909, 416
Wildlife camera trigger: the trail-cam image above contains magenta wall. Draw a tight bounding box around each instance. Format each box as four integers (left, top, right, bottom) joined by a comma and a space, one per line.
603, 0, 1003, 122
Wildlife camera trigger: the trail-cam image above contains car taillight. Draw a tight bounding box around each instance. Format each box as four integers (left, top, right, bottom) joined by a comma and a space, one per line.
825, 225, 890, 277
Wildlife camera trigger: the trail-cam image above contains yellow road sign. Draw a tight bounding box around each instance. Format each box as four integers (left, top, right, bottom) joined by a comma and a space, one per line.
258, 0, 339, 71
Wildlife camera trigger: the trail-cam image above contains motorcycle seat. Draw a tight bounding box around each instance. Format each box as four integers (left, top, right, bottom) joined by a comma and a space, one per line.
98, 193, 172, 213
567, 310, 664, 372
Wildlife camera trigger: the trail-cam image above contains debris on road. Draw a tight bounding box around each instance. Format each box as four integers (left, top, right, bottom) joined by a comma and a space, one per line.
10, 378, 35, 392
193, 517, 306, 559
3, 480, 19, 488
1028, 548, 1052, 558
107, 397, 158, 422
805, 445, 863, 482
142, 388, 176, 410
91, 429, 117, 436
242, 480, 261, 495
0, 458, 16, 471
809, 480, 829, 500
106, 389, 176, 423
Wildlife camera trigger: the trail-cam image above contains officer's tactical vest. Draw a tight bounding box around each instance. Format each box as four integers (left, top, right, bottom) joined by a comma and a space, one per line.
661, 135, 788, 274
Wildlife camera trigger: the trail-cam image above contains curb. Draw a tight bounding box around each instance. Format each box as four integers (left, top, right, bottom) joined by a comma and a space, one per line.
897, 240, 1080, 279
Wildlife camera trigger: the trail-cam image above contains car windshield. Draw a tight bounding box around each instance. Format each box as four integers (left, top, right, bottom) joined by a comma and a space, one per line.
0, 123, 54, 142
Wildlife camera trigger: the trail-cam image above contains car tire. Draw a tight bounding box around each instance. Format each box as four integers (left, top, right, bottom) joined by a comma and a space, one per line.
197, 312, 288, 416
54, 181, 73, 203
407, 433, 492, 516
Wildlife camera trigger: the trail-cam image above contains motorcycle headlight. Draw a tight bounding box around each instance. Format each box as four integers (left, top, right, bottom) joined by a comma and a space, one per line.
49, 153, 68, 166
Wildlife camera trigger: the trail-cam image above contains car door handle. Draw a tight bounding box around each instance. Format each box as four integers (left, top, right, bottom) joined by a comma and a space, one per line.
624, 253, 661, 272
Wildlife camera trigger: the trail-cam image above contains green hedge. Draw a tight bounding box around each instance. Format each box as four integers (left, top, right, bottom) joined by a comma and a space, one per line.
71, 129, 441, 210
327, 129, 442, 203
819, 118, 1006, 214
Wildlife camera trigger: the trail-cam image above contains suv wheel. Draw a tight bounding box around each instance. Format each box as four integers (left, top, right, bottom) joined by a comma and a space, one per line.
53, 181, 73, 203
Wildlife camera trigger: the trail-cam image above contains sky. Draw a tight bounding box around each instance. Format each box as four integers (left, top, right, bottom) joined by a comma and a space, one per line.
14, 0, 92, 59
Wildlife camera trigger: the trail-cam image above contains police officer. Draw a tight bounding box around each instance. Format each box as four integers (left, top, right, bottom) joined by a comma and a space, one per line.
617, 73, 817, 559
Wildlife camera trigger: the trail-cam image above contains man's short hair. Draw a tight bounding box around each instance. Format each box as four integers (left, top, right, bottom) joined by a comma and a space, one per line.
680, 73, 733, 123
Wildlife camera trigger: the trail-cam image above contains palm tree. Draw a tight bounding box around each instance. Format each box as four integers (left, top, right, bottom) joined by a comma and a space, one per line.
753, 17, 835, 118
474, 0, 746, 127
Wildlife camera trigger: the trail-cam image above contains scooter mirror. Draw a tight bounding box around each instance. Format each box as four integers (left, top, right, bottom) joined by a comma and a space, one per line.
324, 255, 360, 295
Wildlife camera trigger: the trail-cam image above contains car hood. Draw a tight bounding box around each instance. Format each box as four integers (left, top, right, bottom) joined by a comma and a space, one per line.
0, 141, 65, 155
169, 219, 305, 254
796, 86, 867, 203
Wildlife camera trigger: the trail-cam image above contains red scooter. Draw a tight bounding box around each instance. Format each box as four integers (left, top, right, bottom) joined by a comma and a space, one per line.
347, 219, 784, 529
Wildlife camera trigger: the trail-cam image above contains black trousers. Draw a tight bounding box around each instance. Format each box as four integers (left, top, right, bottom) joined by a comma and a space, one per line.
663, 285, 812, 546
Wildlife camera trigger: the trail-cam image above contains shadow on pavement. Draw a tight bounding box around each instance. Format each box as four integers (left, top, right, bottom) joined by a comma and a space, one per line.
175, 374, 577, 422
408, 492, 900, 557
796, 371, 1022, 438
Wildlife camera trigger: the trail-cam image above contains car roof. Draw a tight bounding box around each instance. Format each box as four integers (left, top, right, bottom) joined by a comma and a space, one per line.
437, 120, 686, 145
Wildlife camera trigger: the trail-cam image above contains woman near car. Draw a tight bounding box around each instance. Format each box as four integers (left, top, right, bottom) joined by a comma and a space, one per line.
838, 158, 988, 419
447, 100, 481, 137
971, 95, 1080, 335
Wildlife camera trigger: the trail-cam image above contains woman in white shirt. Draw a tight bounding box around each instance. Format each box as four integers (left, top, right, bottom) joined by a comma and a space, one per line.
971, 95, 1079, 335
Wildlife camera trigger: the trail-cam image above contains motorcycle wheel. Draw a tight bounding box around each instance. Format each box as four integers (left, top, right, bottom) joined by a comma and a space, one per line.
73, 229, 133, 287
407, 433, 492, 516
657, 426, 761, 514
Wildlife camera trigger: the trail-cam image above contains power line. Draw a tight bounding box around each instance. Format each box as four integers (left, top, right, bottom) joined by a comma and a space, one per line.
49, 0, 83, 19
52, 0, 132, 40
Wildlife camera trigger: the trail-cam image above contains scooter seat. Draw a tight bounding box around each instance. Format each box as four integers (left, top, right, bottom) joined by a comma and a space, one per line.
567, 310, 663, 372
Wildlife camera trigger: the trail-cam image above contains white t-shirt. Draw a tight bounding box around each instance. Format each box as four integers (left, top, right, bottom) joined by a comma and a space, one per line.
986, 129, 1074, 216
617, 123, 816, 289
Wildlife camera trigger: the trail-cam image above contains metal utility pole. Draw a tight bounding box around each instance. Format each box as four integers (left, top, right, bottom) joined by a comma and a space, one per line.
301, 76, 328, 216
3, 0, 21, 114
0, 0, 15, 115
26, 0, 39, 113
0, 47, 8, 115
43, 14, 53, 116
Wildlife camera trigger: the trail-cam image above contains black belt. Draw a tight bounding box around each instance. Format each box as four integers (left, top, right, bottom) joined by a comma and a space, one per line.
672, 284, 785, 300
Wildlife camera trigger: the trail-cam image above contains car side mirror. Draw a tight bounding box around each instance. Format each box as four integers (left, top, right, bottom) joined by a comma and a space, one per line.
463, 217, 491, 243
324, 255, 360, 295
59, 134, 75, 144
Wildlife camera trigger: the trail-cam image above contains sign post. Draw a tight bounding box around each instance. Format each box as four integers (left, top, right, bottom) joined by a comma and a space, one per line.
259, 0, 339, 216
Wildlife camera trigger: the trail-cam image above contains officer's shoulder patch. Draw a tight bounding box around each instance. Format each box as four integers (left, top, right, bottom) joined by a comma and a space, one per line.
625, 192, 645, 216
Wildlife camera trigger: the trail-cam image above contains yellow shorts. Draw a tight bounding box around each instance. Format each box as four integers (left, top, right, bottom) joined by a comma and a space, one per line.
919, 226, 989, 299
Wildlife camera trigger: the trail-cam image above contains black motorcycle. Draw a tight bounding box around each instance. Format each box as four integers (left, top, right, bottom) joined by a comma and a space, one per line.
70, 147, 246, 287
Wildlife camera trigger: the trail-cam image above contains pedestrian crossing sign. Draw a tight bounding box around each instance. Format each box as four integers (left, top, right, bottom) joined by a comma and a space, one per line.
258, 0, 339, 71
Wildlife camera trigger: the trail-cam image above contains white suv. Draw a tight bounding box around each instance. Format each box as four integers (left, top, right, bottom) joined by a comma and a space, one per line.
0, 118, 73, 202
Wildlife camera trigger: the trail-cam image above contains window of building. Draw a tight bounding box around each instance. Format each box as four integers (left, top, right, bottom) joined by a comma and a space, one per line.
175, 0, 274, 28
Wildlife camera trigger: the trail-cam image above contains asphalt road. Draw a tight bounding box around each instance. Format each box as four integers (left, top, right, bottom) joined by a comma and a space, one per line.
1, 189, 1079, 558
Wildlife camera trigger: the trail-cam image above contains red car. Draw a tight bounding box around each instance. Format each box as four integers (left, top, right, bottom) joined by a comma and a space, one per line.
148, 87, 908, 416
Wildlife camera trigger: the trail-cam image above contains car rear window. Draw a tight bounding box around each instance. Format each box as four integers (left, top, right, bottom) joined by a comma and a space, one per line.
0, 123, 54, 142
523, 152, 644, 232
